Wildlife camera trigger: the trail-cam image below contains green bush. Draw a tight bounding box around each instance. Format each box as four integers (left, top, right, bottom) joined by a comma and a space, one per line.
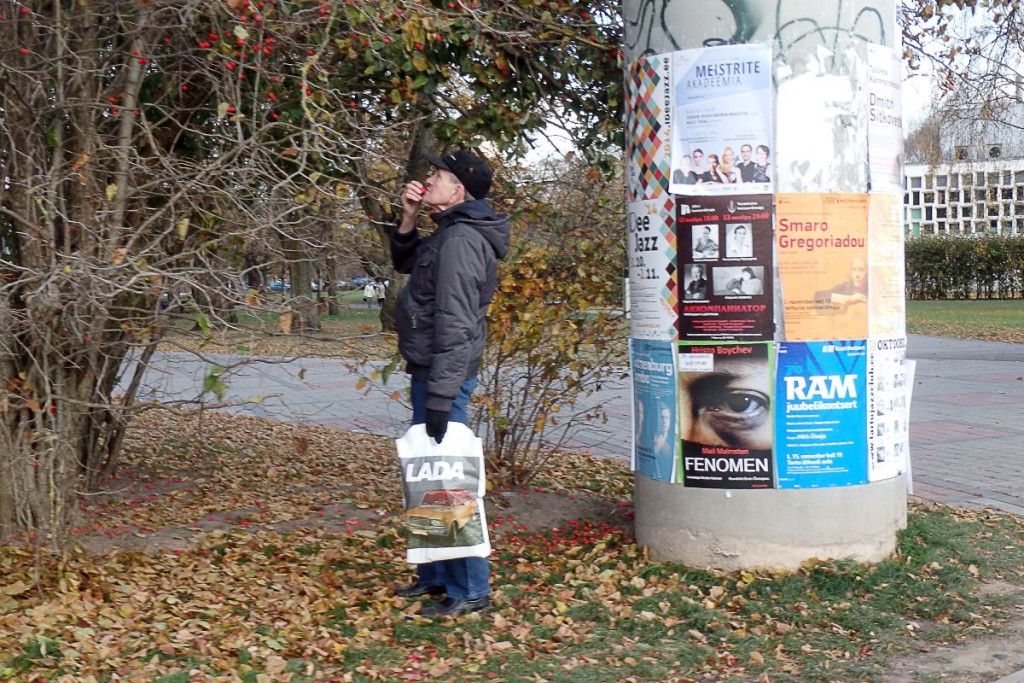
906, 234, 1024, 299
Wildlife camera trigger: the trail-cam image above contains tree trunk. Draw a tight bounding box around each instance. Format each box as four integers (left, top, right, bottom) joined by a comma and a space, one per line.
278, 232, 321, 332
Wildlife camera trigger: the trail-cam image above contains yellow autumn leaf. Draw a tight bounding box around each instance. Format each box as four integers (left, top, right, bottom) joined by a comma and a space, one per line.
278, 311, 293, 335
105, 184, 118, 201
111, 248, 128, 265
175, 218, 189, 240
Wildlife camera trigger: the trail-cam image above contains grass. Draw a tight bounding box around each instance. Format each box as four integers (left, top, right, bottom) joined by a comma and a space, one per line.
3, 407, 1024, 682
907, 298, 1024, 343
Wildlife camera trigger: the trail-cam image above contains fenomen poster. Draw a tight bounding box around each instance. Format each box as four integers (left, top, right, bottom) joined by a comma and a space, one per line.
775, 341, 868, 489
677, 194, 774, 340
678, 343, 774, 489
631, 339, 678, 483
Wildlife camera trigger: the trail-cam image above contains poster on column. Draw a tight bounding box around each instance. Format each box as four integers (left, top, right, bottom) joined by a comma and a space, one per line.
631, 339, 678, 483
776, 193, 869, 341
678, 343, 774, 489
868, 194, 906, 337
626, 53, 672, 202
867, 44, 904, 195
669, 44, 773, 196
628, 197, 679, 341
775, 341, 868, 489
775, 41, 869, 194
677, 194, 774, 340
868, 337, 909, 482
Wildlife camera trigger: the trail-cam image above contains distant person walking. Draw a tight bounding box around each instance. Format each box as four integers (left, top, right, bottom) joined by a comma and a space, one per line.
375, 280, 386, 307
363, 280, 377, 307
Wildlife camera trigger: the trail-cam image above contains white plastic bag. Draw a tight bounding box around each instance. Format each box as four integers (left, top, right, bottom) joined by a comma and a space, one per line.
396, 423, 491, 564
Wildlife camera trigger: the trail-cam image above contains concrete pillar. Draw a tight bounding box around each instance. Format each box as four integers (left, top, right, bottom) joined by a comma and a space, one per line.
624, 0, 908, 570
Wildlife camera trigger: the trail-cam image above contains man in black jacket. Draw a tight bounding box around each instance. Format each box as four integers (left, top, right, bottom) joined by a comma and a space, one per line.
390, 150, 510, 617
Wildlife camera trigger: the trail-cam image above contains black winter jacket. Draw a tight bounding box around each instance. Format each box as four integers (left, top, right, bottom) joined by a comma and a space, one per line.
390, 199, 510, 413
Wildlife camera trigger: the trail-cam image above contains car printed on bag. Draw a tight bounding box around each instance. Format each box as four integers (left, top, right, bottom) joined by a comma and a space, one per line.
404, 489, 478, 538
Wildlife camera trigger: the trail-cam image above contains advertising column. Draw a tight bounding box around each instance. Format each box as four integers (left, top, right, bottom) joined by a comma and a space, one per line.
625, 0, 908, 571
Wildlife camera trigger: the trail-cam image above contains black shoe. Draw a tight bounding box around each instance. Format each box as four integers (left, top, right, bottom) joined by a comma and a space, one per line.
394, 581, 445, 598
419, 596, 490, 617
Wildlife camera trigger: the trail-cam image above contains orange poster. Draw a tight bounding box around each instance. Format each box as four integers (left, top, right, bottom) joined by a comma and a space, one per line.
867, 194, 906, 338
776, 194, 869, 341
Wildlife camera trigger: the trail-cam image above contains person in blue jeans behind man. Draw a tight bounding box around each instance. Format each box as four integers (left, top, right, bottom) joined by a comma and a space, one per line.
390, 149, 510, 617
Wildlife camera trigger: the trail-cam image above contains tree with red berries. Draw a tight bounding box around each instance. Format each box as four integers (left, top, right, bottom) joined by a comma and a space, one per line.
0, 0, 620, 544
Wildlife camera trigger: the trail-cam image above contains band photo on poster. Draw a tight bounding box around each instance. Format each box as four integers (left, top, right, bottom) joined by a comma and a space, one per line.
670, 44, 773, 197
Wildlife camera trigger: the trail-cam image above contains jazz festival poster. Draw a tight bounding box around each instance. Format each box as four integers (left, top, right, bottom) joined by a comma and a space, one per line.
678, 343, 774, 489
868, 194, 907, 338
627, 197, 679, 341
669, 44, 773, 197
631, 339, 678, 483
867, 337, 909, 482
776, 193, 870, 341
677, 194, 774, 340
867, 44, 904, 195
775, 341, 868, 489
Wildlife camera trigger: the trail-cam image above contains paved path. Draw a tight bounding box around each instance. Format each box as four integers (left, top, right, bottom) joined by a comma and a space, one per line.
127, 334, 1024, 514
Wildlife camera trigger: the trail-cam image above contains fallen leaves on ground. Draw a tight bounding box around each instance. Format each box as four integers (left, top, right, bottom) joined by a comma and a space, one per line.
3, 410, 1024, 682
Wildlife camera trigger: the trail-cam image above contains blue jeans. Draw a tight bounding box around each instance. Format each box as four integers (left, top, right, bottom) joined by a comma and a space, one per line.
409, 376, 490, 600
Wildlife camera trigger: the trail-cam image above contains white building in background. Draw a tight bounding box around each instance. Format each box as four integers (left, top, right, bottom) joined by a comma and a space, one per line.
903, 159, 1024, 238
903, 100, 1024, 238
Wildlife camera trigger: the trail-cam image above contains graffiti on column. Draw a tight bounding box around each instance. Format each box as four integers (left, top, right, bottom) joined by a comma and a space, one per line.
625, 0, 765, 56
625, 0, 890, 61
773, 2, 889, 193
705, 0, 766, 46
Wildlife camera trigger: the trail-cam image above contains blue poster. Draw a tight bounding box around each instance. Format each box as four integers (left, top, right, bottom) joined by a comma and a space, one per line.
775, 341, 868, 488
631, 339, 677, 483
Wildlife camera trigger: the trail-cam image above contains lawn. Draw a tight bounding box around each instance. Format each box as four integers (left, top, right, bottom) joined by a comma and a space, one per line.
2, 409, 1024, 682
906, 299, 1024, 343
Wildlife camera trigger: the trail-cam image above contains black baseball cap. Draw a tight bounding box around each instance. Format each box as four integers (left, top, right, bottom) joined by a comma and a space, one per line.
425, 150, 493, 199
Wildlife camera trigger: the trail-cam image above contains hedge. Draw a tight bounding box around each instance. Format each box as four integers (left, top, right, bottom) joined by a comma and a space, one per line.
905, 234, 1024, 299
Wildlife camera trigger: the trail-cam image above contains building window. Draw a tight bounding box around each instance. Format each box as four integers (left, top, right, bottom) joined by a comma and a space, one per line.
937, 175, 948, 187
910, 176, 922, 189
950, 175, 959, 189
977, 172, 986, 184
989, 144, 1003, 159
956, 146, 970, 160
